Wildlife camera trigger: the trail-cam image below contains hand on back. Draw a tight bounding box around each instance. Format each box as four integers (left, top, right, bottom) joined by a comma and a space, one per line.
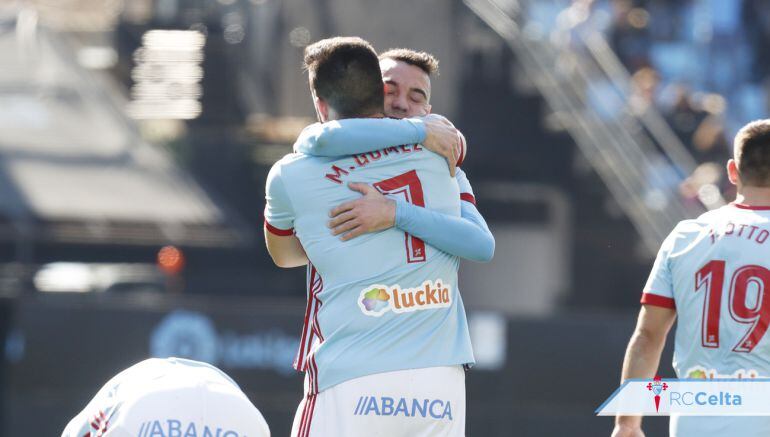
328, 183, 396, 241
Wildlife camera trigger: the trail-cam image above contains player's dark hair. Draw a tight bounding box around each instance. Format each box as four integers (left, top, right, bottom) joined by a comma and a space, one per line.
735, 120, 770, 187
379, 48, 439, 76
303, 37, 384, 119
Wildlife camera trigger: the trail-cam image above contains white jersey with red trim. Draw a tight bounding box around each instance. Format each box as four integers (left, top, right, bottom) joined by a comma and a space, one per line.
642, 204, 770, 435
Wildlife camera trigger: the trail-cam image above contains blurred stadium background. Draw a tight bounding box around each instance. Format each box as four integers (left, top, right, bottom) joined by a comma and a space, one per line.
0, 0, 763, 435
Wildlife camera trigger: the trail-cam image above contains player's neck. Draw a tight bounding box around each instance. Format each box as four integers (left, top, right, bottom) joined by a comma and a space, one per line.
735, 186, 770, 207
337, 113, 385, 120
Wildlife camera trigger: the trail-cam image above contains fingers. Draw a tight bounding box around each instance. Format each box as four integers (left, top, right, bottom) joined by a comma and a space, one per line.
331, 218, 359, 236
328, 210, 356, 228
340, 226, 367, 241
329, 201, 355, 218
424, 113, 453, 126
455, 130, 466, 165
348, 182, 374, 195
447, 156, 457, 177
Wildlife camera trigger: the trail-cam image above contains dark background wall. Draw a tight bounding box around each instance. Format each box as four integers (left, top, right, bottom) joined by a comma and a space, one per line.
1, 294, 675, 436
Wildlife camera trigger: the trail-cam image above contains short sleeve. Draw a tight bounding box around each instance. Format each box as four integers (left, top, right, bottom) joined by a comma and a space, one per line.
264, 162, 295, 235
640, 230, 677, 309
455, 168, 476, 205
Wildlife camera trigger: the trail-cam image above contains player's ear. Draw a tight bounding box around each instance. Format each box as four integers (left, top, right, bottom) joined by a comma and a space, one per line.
314, 97, 330, 123
425, 104, 432, 114
727, 159, 740, 186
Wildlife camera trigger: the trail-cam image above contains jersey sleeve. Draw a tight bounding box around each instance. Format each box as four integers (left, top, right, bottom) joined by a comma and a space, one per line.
293, 118, 426, 156
640, 229, 677, 309
394, 195, 494, 263
455, 168, 476, 205
264, 162, 295, 236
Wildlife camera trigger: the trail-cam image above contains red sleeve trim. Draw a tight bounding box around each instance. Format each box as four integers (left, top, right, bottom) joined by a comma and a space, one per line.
460, 193, 476, 205
264, 219, 294, 236
640, 293, 676, 309
731, 203, 770, 211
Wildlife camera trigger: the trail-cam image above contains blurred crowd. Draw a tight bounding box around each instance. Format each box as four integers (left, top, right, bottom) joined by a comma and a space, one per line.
552, 0, 770, 205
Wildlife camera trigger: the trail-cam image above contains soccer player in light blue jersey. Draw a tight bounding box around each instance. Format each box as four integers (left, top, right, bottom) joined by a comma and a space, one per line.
264, 37, 485, 437
294, 49, 493, 262
613, 120, 770, 437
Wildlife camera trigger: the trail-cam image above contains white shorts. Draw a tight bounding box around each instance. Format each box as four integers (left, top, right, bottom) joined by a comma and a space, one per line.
291, 366, 466, 437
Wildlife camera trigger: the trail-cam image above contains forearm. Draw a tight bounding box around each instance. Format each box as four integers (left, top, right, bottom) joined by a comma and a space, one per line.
616, 330, 667, 428
295, 118, 426, 156
621, 330, 666, 381
394, 200, 494, 262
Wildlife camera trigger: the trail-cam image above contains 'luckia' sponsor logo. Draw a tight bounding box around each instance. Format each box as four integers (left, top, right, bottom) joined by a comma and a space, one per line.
353, 396, 453, 420
686, 366, 762, 379
357, 280, 451, 317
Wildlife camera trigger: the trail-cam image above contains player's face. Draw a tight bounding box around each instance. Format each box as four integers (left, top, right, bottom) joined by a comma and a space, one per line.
380, 59, 432, 119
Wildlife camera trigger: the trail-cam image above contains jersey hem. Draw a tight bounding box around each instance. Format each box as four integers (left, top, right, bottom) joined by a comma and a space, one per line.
313, 360, 475, 394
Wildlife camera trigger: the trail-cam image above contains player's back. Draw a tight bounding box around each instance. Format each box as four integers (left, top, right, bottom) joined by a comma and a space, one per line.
266, 143, 474, 393
61, 358, 270, 437
647, 204, 770, 436
661, 204, 770, 378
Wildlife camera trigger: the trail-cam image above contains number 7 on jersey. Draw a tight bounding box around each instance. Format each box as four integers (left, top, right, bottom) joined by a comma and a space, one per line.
374, 170, 426, 263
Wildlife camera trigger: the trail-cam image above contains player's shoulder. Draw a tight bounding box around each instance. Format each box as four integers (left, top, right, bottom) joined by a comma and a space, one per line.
691, 204, 760, 226
270, 152, 308, 170
662, 217, 711, 253
267, 152, 325, 178
400, 143, 451, 169
670, 205, 736, 234
663, 206, 739, 253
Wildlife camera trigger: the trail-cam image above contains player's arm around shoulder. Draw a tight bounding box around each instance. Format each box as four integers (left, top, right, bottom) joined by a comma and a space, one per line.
326, 168, 494, 262
263, 158, 308, 268
293, 118, 425, 156
292, 114, 463, 177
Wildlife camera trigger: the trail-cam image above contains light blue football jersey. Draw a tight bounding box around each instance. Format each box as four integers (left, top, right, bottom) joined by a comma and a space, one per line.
642, 204, 770, 437
265, 141, 474, 393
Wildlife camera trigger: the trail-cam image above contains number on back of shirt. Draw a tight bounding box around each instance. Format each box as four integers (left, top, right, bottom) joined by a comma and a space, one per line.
374, 170, 426, 263
696, 260, 770, 352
